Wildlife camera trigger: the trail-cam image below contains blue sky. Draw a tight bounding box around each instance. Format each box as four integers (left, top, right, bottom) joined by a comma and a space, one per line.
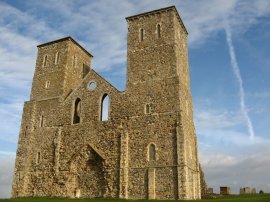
1, 0, 270, 198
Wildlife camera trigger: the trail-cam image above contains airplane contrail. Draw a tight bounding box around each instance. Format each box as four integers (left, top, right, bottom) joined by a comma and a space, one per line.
225, 25, 255, 140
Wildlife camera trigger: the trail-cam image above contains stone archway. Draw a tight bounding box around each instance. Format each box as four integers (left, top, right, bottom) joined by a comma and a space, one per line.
70, 145, 106, 198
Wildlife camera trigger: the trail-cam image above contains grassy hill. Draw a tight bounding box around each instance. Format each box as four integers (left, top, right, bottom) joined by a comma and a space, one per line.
1, 194, 270, 202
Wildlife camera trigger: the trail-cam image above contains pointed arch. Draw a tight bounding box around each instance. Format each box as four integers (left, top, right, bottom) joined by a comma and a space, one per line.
69, 144, 106, 197
100, 94, 109, 121
73, 98, 81, 124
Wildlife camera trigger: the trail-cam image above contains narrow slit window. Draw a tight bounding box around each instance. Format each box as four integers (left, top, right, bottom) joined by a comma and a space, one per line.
45, 81, 50, 89
72, 55, 76, 68
24, 126, 28, 137
149, 144, 156, 161
140, 28, 144, 42
43, 55, 48, 67
157, 24, 161, 38
39, 115, 44, 127
36, 152, 41, 164
101, 94, 109, 121
145, 104, 150, 114
55, 52, 59, 64
18, 172, 21, 181
73, 98, 81, 124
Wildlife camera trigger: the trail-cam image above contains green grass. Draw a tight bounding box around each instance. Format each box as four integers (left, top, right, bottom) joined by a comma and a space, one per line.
1, 194, 270, 202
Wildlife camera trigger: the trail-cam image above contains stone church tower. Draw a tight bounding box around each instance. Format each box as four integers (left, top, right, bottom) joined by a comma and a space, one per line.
12, 6, 201, 200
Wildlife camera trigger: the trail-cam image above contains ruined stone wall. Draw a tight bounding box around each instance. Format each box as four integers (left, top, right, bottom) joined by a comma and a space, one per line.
125, 10, 179, 200
63, 40, 91, 97
12, 101, 34, 197
12, 96, 61, 197
122, 7, 200, 200
56, 74, 122, 197
125, 114, 179, 199
12, 6, 202, 200
30, 38, 91, 101
173, 10, 201, 200
30, 41, 68, 101
126, 10, 177, 89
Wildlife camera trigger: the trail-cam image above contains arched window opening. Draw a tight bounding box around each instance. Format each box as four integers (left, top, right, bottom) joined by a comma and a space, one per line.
39, 115, 44, 127
55, 52, 59, 64
157, 24, 161, 38
149, 144, 156, 161
36, 152, 41, 164
72, 55, 76, 68
43, 55, 48, 67
73, 98, 81, 124
101, 94, 109, 121
145, 103, 151, 114
45, 81, 50, 89
140, 28, 144, 42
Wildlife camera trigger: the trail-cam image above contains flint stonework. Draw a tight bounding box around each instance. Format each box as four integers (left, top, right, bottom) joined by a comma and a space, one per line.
12, 6, 201, 200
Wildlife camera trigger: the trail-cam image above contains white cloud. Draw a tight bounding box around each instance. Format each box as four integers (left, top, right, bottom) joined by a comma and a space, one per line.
180, 0, 237, 45
180, 0, 270, 46
0, 102, 22, 143
225, 25, 255, 140
1, 0, 269, 88
0, 0, 270, 77
0, 2, 61, 41
195, 106, 270, 146
0, 28, 36, 83
196, 105, 270, 194
19, 0, 133, 70
201, 153, 237, 167
200, 149, 270, 194
0, 0, 270, 198
0, 155, 15, 199
195, 109, 244, 130
247, 91, 270, 99
199, 129, 270, 147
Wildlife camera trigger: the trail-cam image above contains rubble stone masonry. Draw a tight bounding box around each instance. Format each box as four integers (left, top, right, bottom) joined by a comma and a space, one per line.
12, 6, 201, 200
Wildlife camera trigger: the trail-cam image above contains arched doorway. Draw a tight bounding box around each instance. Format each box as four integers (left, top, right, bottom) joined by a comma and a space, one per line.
70, 145, 106, 198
